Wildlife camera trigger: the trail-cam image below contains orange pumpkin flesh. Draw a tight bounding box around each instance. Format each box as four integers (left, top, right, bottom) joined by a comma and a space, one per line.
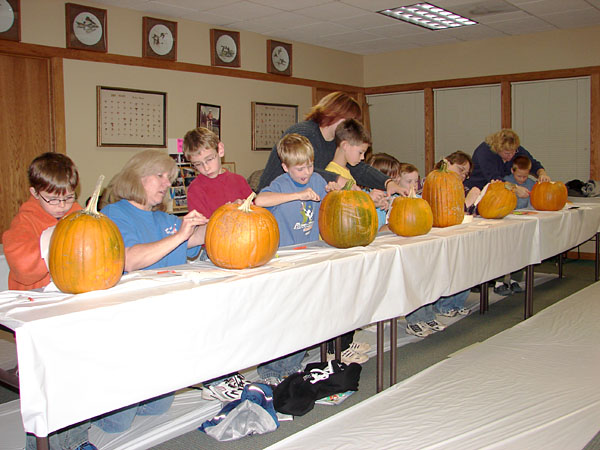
49, 175, 125, 294
422, 161, 465, 227
477, 181, 517, 219
388, 187, 433, 237
205, 193, 279, 269
319, 189, 378, 248
530, 181, 568, 211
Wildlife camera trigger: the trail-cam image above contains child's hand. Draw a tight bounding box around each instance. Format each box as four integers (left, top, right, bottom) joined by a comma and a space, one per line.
297, 188, 321, 201
369, 189, 390, 210
514, 185, 530, 198
465, 187, 481, 208
325, 181, 340, 192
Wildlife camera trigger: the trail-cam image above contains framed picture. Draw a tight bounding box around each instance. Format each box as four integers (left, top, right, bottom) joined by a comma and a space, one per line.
97, 86, 167, 147
0, 0, 20, 42
222, 161, 236, 173
65, 3, 107, 52
143, 17, 177, 61
210, 29, 240, 67
267, 40, 292, 76
197, 103, 221, 140
251, 102, 298, 151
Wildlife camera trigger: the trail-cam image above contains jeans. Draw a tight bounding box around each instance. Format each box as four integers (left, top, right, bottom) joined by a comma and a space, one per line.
434, 290, 470, 314
257, 350, 306, 380
406, 303, 436, 324
26, 421, 90, 450
93, 392, 174, 434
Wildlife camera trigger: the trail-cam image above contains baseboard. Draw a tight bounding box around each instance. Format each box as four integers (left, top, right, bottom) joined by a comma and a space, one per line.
566, 251, 596, 260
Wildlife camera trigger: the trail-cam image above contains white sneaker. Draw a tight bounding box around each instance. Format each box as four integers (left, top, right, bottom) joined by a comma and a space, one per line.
406, 322, 433, 338
457, 307, 471, 316
437, 309, 458, 318
423, 319, 446, 332
201, 374, 249, 402
340, 348, 369, 364
347, 341, 371, 353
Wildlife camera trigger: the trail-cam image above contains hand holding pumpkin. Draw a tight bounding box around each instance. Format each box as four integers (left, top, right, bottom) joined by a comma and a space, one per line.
537, 169, 551, 183
385, 180, 409, 197
368, 189, 390, 210
295, 187, 321, 202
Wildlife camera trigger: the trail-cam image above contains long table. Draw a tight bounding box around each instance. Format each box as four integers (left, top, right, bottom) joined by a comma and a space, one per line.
1, 205, 599, 442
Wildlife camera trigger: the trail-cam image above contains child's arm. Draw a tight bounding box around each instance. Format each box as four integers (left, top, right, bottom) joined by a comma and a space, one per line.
255, 188, 321, 207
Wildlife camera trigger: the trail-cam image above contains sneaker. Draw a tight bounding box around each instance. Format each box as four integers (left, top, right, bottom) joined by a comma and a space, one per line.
457, 307, 471, 316
406, 322, 433, 338
261, 376, 283, 387
340, 348, 369, 364
493, 282, 512, 296
437, 309, 458, 318
423, 319, 446, 332
510, 281, 524, 293
75, 444, 98, 450
201, 374, 249, 402
347, 341, 371, 353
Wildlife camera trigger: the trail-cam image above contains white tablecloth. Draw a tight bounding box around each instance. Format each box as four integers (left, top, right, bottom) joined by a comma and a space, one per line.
0, 207, 596, 437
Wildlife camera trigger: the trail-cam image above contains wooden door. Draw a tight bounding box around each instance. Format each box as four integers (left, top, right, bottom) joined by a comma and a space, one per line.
0, 54, 63, 235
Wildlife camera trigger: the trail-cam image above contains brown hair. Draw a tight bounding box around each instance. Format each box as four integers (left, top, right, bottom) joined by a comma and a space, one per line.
305, 92, 362, 127
183, 127, 219, 159
103, 150, 178, 212
365, 152, 401, 179
512, 155, 532, 171
277, 134, 314, 167
399, 162, 419, 176
485, 129, 520, 154
28, 152, 79, 195
335, 118, 372, 147
434, 151, 473, 176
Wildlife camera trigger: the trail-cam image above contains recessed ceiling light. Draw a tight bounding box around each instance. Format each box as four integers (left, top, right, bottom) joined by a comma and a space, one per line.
378, 3, 478, 30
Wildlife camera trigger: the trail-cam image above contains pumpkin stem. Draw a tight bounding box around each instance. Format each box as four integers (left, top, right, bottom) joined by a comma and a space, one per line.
408, 185, 417, 198
85, 175, 105, 216
439, 159, 449, 172
342, 179, 355, 190
238, 192, 257, 213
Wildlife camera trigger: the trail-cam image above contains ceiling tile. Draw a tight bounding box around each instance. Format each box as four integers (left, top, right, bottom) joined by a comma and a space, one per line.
441, 24, 507, 40
486, 15, 556, 34
249, 0, 332, 11
228, 12, 316, 34
295, 2, 368, 20
540, 7, 600, 28
205, 1, 282, 22
331, 13, 401, 29
516, 0, 593, 15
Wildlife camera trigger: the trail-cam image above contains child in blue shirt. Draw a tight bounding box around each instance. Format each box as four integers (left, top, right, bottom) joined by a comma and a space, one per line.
503, 155, 536, 209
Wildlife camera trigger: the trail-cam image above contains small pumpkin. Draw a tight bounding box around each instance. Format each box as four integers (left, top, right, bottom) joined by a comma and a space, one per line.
477, 181, 517, 219
530, 181, 568, 211
319, 186, 378, 248
49, 175, 125, 294
205, 192, 279, 269
422, 160, 465, 227
388, 186, 433, 237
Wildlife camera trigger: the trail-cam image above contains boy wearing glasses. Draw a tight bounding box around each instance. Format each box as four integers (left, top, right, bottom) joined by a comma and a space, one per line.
2, 152, 81, 291
183, 127, 252, 218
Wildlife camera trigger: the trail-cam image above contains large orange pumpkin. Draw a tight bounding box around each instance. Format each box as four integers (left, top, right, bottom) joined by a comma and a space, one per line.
205, 193, 279, 269
422, 161, 465, 227
388, 187, 433, 237
477, 181, 517, 219
530, 181, 568, 211
319, 189, 378, 248
49, 176, 125, 294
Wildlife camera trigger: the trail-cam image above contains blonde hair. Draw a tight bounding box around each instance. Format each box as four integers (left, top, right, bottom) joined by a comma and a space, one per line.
103, 150, 177, 211
183, 127, 220, 159
277, 134, 314, 167
365, 152, 401, 179
485, 129, 520, 154
305, 92, 362, 127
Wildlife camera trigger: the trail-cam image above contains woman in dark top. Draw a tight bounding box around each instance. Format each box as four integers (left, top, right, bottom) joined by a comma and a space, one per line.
465, 129, 550, 190
257, 92, 407, 203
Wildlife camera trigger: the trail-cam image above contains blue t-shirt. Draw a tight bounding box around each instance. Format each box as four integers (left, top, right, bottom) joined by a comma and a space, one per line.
504, 173, 535, 209
261, 173, 327, 247
102, 199, 200, 270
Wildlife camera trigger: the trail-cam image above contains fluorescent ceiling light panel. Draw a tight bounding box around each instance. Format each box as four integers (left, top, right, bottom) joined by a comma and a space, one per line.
378, 3, 478, 30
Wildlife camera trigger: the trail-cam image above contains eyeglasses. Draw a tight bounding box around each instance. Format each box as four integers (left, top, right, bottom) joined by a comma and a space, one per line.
37, 192, 77, 206
191, 154, 218, 170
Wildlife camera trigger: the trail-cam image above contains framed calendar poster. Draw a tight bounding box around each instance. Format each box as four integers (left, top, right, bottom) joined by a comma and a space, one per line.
251, 102, 298, 151
97, 86, 167, 147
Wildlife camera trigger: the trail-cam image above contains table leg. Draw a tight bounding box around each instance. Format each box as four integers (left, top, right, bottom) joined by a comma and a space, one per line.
595, 232, 599, 282
390, 317, 397, 387
376, 321, 384, 393
334, 336, 342, 361
479, 281, 488, 314
525, 264, 534, 319
558, 252, 564, 279
36, 436, 49, 450
320, 342, 327, 363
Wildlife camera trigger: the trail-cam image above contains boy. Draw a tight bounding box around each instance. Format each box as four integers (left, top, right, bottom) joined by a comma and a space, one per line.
325, 118, 371, 187
504, 155, 536, 210
2, 152, 82, 291
183, 127, 252, 218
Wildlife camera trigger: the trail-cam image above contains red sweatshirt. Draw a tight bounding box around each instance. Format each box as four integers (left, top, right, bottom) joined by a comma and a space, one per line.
2, 195, 81, 290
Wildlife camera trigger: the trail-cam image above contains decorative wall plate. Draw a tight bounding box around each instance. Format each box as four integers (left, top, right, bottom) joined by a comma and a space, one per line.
65, 3, 107, 52
0, 0, 20, 42
267, 40, 292, 76
210, 29, 240, 68
143, 17, 177, 60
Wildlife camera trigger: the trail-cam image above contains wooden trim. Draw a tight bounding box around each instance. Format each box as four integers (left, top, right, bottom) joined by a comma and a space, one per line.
50, 57, 66, 154
566, 251, 596, 261
501, 80, 511, 129
424, 87, 435, 174
591, 72, 600, 179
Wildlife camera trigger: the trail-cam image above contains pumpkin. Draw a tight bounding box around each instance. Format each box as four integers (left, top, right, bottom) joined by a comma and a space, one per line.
388, 186, 433, 237
530, 181, 568, 211
422, 160, 465, 227
205, 192, 279, 269
319, 187, 378, 248
477, 181, 517, 219
49, 175, 125, 294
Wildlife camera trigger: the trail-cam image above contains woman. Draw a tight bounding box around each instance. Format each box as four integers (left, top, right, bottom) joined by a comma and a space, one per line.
257, 92, 407, 205
435, 150, 481, 211
465, 129, 550, 191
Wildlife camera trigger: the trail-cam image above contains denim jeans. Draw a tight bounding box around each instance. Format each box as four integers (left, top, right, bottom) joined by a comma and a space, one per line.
434, 290, 470, 314
406, 303, 436, 325
257, 350, 306, 379
26, 421, 90, 450
93, 392, 174, 434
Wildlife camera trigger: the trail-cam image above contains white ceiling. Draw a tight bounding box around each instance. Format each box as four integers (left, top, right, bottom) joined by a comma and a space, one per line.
92, 0, 600, 55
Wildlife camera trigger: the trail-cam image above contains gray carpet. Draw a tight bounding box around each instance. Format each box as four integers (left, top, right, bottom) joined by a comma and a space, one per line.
1, 259, 599, 449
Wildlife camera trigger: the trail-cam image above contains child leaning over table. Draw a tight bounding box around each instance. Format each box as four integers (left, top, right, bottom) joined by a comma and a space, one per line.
254, 133, 339, 385
363, 153, 403, 231
2, 153, 97, 450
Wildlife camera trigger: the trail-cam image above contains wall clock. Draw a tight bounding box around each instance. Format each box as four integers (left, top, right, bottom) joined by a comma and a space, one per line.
267, 40, 292, 76
210, 29, 240, 68
0, 0, 20, 41
143, 17, 177, 60
65, 3, 107, 52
